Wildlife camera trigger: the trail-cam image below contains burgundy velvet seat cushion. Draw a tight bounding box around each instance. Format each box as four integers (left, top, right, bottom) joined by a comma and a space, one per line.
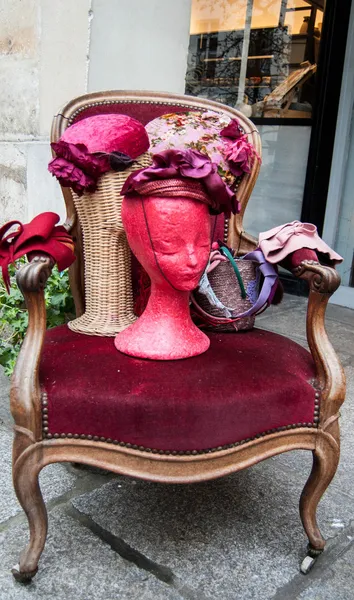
39, 325, 317, 452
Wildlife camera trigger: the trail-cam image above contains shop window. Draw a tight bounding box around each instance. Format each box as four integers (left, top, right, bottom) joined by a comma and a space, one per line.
186, 0, 325, 120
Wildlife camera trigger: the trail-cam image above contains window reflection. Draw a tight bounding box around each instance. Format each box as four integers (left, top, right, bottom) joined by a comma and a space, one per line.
186, 0, 325, 119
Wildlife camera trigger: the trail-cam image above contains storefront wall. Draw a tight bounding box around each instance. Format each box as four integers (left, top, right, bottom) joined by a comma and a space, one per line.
88, 0, 191, 93
0, 0, 90, 225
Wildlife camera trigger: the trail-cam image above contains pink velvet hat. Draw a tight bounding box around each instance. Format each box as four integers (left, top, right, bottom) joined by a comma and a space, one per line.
48, 114, 150, 196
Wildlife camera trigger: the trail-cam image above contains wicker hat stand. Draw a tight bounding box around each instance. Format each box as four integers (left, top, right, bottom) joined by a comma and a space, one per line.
68, 152, 152, 336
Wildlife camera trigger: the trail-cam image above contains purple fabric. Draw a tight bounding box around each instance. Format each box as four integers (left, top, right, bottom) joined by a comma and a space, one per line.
236, 249, 278, 318
121, 148, 239, 216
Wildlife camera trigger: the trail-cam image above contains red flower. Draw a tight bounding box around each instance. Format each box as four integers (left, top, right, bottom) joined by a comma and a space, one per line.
48, 157, 97, 196
220, 119, 244, 140
49, 141, 110, 196
51, 141, 109, 177
224, 138, 255, 176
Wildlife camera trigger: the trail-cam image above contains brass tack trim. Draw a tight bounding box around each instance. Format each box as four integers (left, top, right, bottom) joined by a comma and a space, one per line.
42, 389, 320, 454
224, 219, 229, 243
68, 99, 200, 124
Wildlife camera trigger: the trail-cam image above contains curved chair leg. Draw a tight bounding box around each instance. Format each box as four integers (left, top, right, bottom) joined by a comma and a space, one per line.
299, 442, 339, 573
11, 453, 48, 583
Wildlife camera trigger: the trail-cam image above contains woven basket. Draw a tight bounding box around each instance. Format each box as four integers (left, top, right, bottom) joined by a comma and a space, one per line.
68, 152, 152, 336
193, 259, 259, 332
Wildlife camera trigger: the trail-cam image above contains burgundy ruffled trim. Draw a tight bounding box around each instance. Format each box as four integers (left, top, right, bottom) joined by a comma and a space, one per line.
121, 149, 239, 217
48, 141, 110, 196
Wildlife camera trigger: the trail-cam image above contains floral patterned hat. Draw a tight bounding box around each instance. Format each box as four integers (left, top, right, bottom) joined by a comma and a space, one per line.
48, 114, 150, 196
146, 110, 260, 194
121, 111, 260, 217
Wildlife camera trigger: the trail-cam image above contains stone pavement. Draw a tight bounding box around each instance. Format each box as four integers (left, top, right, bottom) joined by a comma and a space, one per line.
0, 294, 353, 599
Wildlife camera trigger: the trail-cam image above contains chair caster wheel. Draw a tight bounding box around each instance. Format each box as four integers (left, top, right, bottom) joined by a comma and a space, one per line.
300, 546, 323, 574
11, 563, 38, 583
300, 555, 316, 574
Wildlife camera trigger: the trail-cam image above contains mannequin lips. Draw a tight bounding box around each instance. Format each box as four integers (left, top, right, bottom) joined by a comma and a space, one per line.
158, 256, 209, 291
174, 270, 206, 291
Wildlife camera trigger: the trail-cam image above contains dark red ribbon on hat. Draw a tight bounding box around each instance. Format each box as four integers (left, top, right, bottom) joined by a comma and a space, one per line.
121, 149, 240, 217
0, 212, 76, 293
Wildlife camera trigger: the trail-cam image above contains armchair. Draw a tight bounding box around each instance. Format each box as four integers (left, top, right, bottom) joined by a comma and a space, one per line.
9, 91, 345, 582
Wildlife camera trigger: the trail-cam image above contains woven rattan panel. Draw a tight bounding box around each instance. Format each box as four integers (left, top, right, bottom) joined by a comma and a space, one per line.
68, 152, 152, 336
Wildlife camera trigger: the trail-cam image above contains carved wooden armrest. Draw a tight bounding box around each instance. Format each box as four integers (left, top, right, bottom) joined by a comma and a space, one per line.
17, 254, 54, 293
10, 255, 54, 446
292, 260, 346, 434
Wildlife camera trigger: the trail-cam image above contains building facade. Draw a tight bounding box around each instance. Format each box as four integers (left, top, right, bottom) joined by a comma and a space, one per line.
0, 0, 353, 307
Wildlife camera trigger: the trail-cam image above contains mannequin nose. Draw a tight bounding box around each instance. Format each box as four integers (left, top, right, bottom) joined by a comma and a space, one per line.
186, 246, 198, 268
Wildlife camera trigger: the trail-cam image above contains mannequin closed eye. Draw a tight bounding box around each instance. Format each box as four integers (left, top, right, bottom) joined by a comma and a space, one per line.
155, 242, 210, 256
153, 232, 211, 256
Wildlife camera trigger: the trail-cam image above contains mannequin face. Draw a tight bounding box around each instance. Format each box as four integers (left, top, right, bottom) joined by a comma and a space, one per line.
122, 195, 211, 291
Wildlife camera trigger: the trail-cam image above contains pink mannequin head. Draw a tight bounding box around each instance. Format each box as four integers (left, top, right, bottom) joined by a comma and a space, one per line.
114, 193, 212, 360
122, 195, 211, 291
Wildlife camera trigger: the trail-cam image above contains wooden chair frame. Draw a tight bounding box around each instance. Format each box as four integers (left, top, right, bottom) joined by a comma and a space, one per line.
10, 91, 345, 582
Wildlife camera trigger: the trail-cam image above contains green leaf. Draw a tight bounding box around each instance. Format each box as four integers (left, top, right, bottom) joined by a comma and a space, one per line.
0, 260, 75, 376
